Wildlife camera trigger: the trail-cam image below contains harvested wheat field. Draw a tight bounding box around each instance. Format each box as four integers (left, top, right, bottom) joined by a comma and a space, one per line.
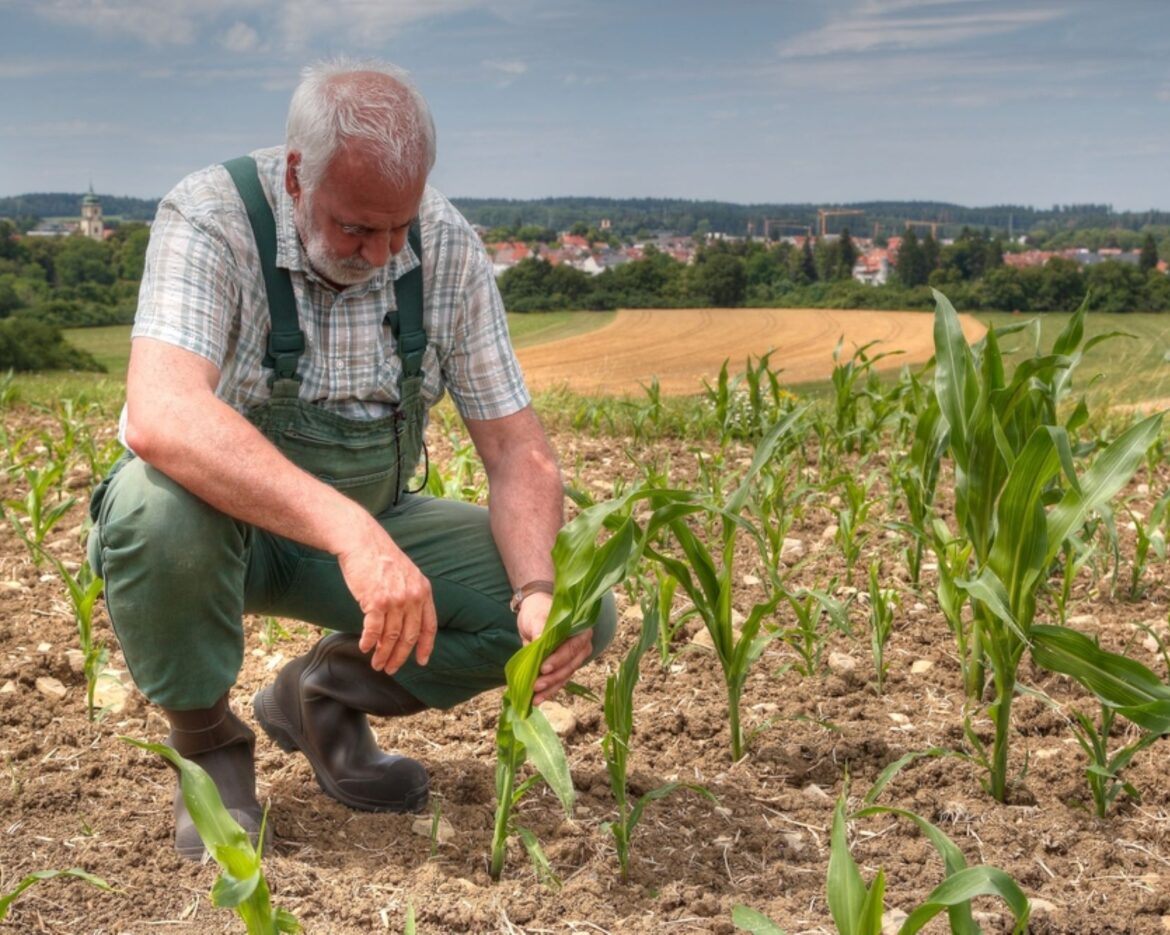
515, 307, 987, 396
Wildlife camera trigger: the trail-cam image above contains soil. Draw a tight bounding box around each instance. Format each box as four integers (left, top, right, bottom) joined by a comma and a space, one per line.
514, 308, 987, 396
3, 402, 1170, 935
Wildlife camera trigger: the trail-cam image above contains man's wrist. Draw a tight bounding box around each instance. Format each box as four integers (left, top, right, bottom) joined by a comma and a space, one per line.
510, 579, 554, 613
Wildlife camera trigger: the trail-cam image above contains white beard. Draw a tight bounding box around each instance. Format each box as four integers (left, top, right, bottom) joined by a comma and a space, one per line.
295, 196, 377, 287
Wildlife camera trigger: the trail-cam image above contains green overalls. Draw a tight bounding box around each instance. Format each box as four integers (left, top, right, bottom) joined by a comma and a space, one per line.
88, 157, 615, 712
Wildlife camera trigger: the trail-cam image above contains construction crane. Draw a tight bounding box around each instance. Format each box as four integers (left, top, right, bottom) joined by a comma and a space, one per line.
817, 208, 864, 238
903, 219, 941, 238
761, 218, 812, 240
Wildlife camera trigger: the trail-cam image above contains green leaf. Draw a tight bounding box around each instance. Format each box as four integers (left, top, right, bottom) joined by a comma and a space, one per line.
517, 826, 561, 890
898, 866, 1031, 935
827, 794, 867, 935
210, 868, 261, 909
511, 707, 575, 815
0, 868, 112, 921
732, 904, 787, 934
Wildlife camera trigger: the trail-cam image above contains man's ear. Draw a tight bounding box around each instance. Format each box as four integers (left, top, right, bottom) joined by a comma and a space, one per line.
285, 152, 302, 198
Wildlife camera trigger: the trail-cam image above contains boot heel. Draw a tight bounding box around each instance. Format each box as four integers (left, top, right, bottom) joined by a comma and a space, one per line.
252, 686, 300, 753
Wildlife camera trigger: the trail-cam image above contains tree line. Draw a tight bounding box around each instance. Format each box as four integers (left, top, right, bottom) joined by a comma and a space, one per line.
0, 219, 149, 370
499, 228, 1170, 314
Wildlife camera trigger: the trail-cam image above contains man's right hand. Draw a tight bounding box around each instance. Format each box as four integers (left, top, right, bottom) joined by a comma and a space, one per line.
337, 518, 437, 675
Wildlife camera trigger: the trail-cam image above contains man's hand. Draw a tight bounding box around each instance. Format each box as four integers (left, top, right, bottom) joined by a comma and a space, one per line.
517, 592, 592, 705
337, 520, 437, 675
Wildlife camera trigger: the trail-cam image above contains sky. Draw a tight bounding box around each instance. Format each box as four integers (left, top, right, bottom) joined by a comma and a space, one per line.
1, 0, 1168, 211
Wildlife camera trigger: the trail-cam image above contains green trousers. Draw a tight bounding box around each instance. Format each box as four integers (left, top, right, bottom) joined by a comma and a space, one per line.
88, 457, 616, 711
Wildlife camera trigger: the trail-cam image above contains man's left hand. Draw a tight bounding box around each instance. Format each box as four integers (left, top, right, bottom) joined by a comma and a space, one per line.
517, 592, 592, 706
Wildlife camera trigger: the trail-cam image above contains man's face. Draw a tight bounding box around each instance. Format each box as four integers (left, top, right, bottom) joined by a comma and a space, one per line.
287, 147, 425, 289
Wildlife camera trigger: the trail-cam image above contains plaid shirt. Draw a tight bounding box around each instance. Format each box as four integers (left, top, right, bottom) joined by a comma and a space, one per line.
133, 146, 530, 422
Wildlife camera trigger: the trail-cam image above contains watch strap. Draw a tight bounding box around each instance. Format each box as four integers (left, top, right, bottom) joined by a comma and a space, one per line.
510, 579, 554, 613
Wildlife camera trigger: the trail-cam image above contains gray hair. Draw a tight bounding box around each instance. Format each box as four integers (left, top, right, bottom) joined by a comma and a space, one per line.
286, 58, 436, 197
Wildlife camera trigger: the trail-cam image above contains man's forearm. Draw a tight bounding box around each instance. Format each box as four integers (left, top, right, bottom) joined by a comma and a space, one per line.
486, 443, 563, 590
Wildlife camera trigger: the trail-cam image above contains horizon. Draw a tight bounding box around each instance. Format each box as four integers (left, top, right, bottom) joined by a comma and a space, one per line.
1, 1, 1167, 211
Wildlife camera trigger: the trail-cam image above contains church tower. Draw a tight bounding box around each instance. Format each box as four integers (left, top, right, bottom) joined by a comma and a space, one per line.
79, 184, 103, 240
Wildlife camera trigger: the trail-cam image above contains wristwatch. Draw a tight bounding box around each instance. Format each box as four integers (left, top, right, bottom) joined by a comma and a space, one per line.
510, 579, 554, 613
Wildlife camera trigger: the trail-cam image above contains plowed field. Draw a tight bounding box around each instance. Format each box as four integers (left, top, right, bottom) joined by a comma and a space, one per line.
515, 307, 987, 396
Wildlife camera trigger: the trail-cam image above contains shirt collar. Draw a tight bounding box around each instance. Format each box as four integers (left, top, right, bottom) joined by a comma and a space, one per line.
273, 154, 422, 296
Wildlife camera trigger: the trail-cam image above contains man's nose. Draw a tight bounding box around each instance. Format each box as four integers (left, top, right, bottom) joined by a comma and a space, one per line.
360, 230, 393, 267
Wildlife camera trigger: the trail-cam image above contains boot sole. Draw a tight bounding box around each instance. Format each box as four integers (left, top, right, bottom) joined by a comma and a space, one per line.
252, 686, 428, 814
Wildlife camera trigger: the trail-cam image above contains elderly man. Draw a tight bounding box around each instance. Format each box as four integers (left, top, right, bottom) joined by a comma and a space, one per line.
87, 59, 615, 858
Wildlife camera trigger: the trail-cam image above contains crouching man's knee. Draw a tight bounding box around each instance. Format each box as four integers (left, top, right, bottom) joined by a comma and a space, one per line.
585, 591, 618, 663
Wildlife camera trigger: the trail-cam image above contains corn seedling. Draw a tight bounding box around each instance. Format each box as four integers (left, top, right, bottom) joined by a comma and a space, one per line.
775, 584, 848, 678
489, 487, 696, 881
653, 412, 804, 760
830, 338, 902, 455
423, 435, 486, 503
121, 738, 300, 934
0, 867, 111, 922
602, 585, 713, 880
4, 461, 77, 565
1068, 700, 1160, 818
47, 554, 107, 721
866, 561, 898, 695
1125, 491, 1170, 600
829, 471, 879, 587
0, 368, 18, 410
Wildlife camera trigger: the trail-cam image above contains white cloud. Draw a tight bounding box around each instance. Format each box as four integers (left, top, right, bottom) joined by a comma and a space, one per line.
484, 60, 527, 76
221, 21, 261, 53
28, 0, 265, 46
779, 2, 1065, 58
275, 0, 482, 48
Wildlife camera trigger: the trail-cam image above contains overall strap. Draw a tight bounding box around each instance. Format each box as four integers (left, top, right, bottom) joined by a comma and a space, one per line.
388, 223, 426, 381
222, 156, 304, 391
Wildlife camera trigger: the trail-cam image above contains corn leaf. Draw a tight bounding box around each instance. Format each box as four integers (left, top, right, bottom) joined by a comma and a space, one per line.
1031, 624, 1170, 732
511, 706, 575, 815
731, 904, 787, 934
931, 288, 977, 463
827, 794, 868, 935
898, 865, 1030, 935
0, 868, 111, 921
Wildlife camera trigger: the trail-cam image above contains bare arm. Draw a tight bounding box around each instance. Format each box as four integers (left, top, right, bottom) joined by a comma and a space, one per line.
125, 336, 436, 673
466, 405, 586, 704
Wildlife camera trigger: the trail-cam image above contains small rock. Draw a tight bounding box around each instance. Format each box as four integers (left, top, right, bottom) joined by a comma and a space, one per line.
539, 700, 577, 736
36, 642, 52, 654
742, 573, 761, 587
39, 573, 55, 584
1066, 614, 1099, 629
1137, 482, 1151, 497
828, 652, 857, 675
622, 604, 644, 621
821, 523, 839, 542
1033, 748, 1062, 761
1030, 898, 1059, 914
36, 676, 67, 700
910, 659, 934, 675
692, 628, 715, 650
1, 580, 26, 593
888, 712, 910, 725
411, 816, 455, 845
1161, 916, 1170, 933
882, 908, 908, 935
780, 538, 805, 561
65, 649, 86, 674
973, 911, 1003, 929
828, 495, 843, 510
781, 831, 806, 856
93, 674, 130, 714
1, 681, 16, 694
802, 783, 831, 803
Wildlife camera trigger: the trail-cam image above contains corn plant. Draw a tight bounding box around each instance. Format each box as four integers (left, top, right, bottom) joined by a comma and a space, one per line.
0, 368, 18, 410
122, 738, 299, 934
489, 487, 696, 881
423, 436, 486, 503
1067, 700, 1160, 818
829, 338, 902, 455
4, 461, 76, 565
1125, 491, 1170, 600
775, 584, 848, 678
829, 471, 879, 587
701, 351, 792, 446
928, 291, 1126, 701
866, 561, 898, 695
653, 412, 804, 761
0, 868, 111, 922
602, 585, 713, 880
734, 791, 1030, 934
955, 413, 1162, 801
48, 555, 107, 721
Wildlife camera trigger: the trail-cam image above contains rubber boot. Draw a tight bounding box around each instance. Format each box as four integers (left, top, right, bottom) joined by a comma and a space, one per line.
252, 632, 429, 812
163, 695, 265, 861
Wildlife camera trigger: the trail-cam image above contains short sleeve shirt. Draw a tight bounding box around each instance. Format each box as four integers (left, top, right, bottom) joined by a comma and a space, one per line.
132, 146, 530, 422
